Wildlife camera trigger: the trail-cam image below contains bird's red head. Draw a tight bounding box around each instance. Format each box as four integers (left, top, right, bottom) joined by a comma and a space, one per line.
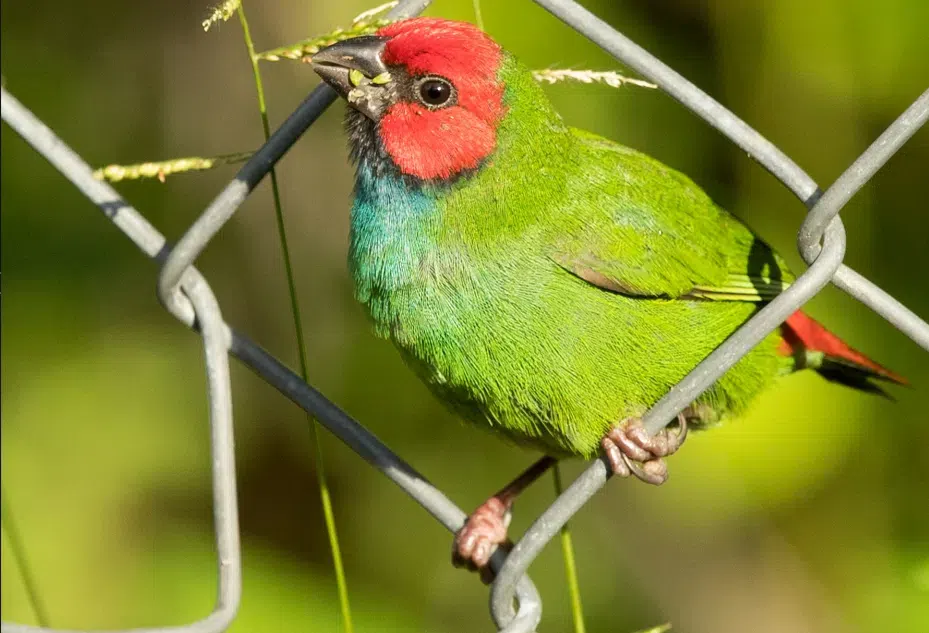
311, 18, 506, 181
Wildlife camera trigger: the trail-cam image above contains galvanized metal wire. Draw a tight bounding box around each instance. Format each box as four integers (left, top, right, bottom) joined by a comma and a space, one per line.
2, 0, 927, 632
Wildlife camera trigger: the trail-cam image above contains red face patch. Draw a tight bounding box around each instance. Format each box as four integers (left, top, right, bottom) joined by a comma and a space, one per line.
376, 18, 505, 180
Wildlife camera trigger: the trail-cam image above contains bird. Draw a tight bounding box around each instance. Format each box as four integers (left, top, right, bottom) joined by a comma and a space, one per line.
309, 17, 905, 574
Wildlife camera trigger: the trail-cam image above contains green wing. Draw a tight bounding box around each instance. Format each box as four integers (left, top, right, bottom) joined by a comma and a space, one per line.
550, 129, 794, 302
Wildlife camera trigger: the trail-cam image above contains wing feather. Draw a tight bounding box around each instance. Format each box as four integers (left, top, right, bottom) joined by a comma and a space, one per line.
550, 129, 795, 303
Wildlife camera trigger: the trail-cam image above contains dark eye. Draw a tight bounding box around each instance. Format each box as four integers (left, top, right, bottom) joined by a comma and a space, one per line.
418, 78, 453, 107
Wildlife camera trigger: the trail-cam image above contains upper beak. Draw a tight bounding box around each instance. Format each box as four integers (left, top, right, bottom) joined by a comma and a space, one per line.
310, 35, 393, 121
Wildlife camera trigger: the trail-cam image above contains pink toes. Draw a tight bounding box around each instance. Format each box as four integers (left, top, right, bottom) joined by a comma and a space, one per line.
453, 497, 511, 574
601, 414, 688, 486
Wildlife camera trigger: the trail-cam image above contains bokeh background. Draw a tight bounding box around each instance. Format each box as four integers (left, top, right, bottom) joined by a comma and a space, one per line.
2, 1, 928, 631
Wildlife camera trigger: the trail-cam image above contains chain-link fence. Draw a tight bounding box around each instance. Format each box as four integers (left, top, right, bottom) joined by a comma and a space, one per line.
2, 0, 928, 631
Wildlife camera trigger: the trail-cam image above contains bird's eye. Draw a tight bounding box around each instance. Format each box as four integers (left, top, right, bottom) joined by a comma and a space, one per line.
417, 78, 454, 107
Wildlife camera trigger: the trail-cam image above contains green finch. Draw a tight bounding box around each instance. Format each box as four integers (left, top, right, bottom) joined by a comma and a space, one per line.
310, 18, 905, 571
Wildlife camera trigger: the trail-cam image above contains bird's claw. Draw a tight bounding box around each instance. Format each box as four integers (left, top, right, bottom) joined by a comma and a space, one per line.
601, 414, 688, 485
452, 497, 512, 583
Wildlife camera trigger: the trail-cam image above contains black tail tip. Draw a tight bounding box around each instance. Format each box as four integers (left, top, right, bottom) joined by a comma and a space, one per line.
816, 358, 908, 400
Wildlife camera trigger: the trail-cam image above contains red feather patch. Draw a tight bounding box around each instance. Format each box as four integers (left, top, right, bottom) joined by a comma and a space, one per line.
379, 102, 497, 179
778, 311, 907, 384
377, 18, 505, 180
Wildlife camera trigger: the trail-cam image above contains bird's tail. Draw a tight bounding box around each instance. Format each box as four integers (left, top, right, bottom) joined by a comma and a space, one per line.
778, 310, 907, 397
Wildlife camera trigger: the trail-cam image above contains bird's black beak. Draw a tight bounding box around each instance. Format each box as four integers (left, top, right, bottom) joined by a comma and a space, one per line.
310, 36, 393, 121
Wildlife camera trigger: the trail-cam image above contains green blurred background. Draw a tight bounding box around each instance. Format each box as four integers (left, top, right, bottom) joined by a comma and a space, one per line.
2, 0, 928, 631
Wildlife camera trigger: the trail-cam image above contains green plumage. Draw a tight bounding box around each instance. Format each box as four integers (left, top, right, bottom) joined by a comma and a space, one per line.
348, 53, 798, 458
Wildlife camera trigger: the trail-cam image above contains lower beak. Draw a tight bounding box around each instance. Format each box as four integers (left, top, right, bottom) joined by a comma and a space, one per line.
310, 35, 393, 121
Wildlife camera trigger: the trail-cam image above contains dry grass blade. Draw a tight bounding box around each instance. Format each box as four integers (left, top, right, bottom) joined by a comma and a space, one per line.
353, 1, 398, 24
93, 151, 253, 182
532, 68, 657, 89
202, 0, 241, 32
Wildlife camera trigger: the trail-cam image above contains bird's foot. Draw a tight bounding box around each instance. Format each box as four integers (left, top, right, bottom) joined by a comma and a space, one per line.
600, 413, 688, 485
452, 497, 512, 583
450, 456, 556, 583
